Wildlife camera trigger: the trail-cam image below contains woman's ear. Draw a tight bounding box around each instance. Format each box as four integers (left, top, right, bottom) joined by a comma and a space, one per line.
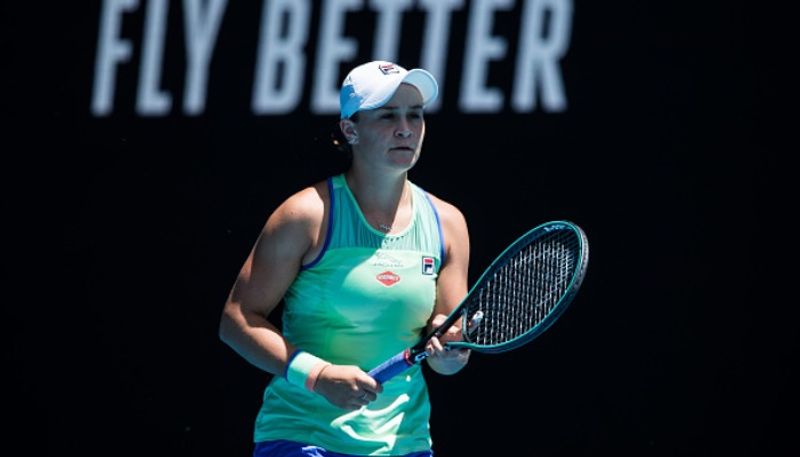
339, 119, 359, 145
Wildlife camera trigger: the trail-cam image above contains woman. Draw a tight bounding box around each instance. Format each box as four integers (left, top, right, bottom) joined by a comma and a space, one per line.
219, 60, 471, 457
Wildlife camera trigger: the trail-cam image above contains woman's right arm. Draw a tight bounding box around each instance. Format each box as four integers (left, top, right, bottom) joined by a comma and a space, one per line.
218, 187, 382, 409
218, 191, 316, 375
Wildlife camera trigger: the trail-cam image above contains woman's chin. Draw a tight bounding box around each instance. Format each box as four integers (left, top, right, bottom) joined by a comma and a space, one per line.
387, 148, 418, 167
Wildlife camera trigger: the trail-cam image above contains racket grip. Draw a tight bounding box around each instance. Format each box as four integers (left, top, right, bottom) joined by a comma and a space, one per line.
368, 349, 415, 384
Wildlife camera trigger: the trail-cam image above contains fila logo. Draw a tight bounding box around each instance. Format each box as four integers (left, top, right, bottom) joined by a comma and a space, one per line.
376, 271, 401, 287
379, 63, 400, 75
421, 257, 435, 275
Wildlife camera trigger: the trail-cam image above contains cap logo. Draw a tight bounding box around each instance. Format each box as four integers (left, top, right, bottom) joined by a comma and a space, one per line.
379, 63, 401, 75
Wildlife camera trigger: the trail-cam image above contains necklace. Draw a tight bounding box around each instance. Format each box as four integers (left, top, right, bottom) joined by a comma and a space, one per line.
358, 182, 408, 234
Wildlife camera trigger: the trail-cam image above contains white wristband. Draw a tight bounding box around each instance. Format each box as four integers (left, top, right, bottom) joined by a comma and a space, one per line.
285, 350, 329, 390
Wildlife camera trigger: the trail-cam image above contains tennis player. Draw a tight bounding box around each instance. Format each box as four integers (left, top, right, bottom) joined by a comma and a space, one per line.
219, 60, 471, 456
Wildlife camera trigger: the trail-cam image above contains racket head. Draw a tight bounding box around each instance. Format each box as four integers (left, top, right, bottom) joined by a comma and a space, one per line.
447, 220, 589, 353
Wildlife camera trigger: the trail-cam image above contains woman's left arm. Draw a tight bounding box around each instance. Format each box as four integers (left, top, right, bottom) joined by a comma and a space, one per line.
425, 196, 471, 375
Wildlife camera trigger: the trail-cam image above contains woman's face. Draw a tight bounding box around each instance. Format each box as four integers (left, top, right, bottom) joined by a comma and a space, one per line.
345, 83, 426, 172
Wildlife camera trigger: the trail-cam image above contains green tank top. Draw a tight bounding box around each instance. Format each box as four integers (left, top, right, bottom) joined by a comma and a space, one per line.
253, 174, 445, 455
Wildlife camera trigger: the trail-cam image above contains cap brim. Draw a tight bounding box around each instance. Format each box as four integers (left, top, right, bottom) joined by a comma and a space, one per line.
402, 69, 438, 106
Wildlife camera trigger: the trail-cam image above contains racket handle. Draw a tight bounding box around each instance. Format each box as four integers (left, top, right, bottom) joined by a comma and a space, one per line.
368, 349, 418, 384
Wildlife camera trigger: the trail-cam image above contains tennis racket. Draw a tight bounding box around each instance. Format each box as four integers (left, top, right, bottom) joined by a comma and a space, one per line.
368, 220, 589, 384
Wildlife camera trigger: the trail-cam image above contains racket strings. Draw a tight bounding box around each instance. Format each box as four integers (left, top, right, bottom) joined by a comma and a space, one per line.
466, 231, 580, 346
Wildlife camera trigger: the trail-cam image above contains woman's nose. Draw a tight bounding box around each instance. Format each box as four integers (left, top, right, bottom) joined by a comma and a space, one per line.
395, 119, 412, 137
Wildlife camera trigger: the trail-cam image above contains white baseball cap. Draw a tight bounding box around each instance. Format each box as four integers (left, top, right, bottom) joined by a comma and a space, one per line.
339, 61, 439, 119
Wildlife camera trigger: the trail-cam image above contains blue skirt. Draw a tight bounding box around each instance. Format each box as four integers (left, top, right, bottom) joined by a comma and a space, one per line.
253, 440, 433, 457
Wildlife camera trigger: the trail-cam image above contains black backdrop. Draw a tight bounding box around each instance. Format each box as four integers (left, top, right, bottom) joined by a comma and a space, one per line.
4, 1, 792, 456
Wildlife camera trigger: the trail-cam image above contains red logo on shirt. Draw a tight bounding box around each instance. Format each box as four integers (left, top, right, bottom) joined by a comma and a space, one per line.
376, 271, 401, 286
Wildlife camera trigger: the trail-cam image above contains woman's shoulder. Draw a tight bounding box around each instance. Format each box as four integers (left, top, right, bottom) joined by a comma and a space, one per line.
266, 179, 330, 234
422, 190, 467, 229
285, 179, 329, 210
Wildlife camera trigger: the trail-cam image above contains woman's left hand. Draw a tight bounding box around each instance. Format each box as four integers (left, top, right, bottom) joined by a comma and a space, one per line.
425, 314, 470, 375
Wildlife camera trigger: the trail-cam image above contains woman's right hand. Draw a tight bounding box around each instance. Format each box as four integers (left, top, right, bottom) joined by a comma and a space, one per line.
313, 364, 384, 410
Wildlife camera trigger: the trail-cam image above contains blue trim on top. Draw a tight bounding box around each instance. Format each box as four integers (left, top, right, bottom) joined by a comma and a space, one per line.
422, 191, 446, 267
301, 177, 335, 270
283, 349, 304, 379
